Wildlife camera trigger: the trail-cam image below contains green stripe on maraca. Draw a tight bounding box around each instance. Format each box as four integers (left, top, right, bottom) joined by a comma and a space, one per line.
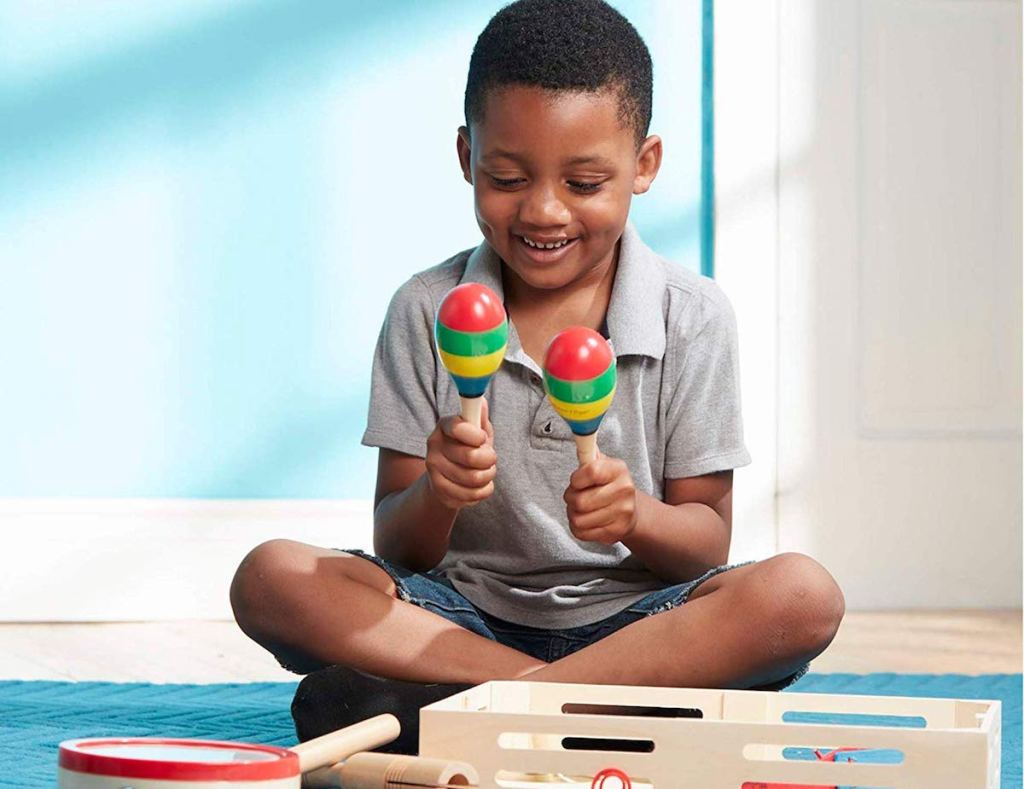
435, 321, 508, 357
543, 362, 616, 404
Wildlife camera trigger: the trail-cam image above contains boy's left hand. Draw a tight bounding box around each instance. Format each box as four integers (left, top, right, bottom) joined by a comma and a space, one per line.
563, 455, 639, 545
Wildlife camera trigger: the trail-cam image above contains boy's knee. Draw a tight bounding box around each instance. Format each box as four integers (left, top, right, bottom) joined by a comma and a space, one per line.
229, 539, 308, 629
756, 552, 845, 659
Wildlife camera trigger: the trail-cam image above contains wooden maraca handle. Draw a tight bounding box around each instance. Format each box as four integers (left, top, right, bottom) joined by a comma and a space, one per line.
290, 714, 400, 774
574, 432, 598, 465
460, 395, 483, 430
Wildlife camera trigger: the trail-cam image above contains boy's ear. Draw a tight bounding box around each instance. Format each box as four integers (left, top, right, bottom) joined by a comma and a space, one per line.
456, 126, 474, 185
632, 135, 663, 195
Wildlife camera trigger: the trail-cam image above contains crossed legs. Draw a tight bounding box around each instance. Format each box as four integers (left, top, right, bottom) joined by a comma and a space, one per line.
230, 541, 844, 689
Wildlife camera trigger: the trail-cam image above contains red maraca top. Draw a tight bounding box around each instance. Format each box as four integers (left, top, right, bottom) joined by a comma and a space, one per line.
437, 283, 506, 333
544, 326, 614, 381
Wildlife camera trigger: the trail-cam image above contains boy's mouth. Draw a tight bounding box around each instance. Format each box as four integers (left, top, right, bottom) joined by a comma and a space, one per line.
515, 234, 579, 263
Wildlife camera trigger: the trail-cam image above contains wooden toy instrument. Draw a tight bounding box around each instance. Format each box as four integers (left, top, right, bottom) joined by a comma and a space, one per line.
435, 283, 508, 429
542, 327, 616, 465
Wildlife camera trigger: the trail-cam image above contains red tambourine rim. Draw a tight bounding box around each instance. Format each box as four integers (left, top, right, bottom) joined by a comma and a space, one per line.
592, 767, 633, 789
59, 738, 300, 781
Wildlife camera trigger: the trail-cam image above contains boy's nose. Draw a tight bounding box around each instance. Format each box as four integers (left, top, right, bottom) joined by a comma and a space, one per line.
518, 184, 571, 227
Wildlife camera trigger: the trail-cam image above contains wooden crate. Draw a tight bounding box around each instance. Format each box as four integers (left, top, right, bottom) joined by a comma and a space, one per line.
419, 681, 1000, 788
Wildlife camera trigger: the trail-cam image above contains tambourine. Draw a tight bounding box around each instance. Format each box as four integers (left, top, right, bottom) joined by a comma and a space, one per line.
58, 713, 399, 788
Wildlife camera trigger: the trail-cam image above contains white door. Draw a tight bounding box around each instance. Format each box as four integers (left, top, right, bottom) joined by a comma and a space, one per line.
775, 0, 1022, 608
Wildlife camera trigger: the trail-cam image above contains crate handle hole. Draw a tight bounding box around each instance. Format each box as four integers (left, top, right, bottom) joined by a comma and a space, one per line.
782, 711, 926, 728
562, 703, 703, 719
563, 736, 655, 753
743, 744, 905, 764
741, 783, 894, 789
497, 733, 655, 754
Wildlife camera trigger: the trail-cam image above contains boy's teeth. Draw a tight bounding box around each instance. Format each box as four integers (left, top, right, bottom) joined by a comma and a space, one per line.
523, 237, 570, 249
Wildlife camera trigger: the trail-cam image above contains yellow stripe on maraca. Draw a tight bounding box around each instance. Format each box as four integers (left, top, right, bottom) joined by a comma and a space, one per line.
547, 388, 616, 422
438, 346, 507, 378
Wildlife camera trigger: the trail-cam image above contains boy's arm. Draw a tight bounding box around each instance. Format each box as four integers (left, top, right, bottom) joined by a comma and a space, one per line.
372, 449, 459, 572
620, 282, 745, 582
623, 471, 733, 583
372, 404, 497, 571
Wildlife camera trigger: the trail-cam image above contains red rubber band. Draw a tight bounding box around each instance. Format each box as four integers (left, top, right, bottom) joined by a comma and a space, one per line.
592, 767, 632, 789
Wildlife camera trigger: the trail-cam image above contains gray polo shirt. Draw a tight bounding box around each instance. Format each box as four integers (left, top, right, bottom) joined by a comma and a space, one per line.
362, 223, 751, 629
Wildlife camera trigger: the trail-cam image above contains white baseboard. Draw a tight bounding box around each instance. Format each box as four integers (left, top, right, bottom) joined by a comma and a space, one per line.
0, 499, 374, 622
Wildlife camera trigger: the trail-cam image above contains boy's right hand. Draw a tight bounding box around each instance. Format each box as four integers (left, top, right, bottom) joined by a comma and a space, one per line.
425, 398, 497, 511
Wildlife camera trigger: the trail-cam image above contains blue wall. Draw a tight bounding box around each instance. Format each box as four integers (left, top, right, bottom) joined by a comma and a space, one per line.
0, 1, 708, 498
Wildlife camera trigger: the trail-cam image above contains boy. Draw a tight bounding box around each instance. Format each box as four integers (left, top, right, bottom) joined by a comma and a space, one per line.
231, 0, 844, 752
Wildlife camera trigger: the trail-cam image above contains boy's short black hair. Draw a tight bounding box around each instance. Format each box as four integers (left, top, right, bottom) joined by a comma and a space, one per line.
465, 0, 653, 147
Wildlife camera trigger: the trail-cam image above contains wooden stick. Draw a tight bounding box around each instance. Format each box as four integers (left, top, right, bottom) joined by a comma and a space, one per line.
460, 396, 483, 429
290, 714, 401, 775
304, 752, 479, 788
575, 432, 598, 465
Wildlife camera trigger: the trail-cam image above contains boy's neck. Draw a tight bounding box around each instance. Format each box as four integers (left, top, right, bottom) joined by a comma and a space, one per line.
502, 241, 619, 367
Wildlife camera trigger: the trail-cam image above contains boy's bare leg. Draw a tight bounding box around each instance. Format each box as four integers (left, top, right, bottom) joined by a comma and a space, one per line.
524, 553, 844, 689
233, 544, 841, 689
230, 539, 545, 683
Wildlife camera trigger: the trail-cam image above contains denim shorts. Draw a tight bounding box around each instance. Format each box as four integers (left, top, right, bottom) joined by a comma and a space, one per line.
341, 549, 807, 690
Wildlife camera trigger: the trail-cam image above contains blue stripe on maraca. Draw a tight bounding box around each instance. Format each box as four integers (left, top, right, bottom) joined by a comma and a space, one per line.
449, 372, 493, 397
564, 414, 607, 436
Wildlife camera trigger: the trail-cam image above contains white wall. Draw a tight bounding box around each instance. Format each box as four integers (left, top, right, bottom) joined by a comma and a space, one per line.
0, 499, 374, 621
713, 0, 780, 565
717, 0, 1023, 609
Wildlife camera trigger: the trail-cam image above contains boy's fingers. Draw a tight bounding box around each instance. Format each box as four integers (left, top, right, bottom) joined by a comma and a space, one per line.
566, 484, 616, 514
568, 508, 618, 536
441, 415, 488, 448
569, 458, 611, 490
431, 473, 494, 507
444, 439, 497, 470
453, 419, 489, 448
568, 465, 593, 491
573, 457, 627, 490
433, 452, 496, 489
438, 416, 461, 440
481, 398, 495, 440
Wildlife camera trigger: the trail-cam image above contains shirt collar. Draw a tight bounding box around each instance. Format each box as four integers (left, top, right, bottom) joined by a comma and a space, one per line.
606, 222, 667, 359
460, 222, 667, 364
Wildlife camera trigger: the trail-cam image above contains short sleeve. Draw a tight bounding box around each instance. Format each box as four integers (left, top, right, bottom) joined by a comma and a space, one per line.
361, 276, 439, 458
663, 283, 752, 478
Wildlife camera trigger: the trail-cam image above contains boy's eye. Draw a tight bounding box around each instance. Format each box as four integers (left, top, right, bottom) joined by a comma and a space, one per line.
489, 175, 526, 188
486, 176, 604, 193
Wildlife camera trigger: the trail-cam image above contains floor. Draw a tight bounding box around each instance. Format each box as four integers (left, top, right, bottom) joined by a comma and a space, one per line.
0, 610, 1019, 683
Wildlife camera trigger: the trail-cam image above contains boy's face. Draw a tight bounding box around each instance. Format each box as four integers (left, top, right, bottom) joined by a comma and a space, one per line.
457, 85, 661, 293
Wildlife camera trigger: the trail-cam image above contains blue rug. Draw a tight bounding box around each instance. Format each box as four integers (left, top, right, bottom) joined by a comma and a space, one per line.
2, 674, 1018, 788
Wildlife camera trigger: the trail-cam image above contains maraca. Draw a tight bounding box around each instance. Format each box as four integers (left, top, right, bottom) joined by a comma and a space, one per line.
543, 326, 616, 464
435, 283, 508, 428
